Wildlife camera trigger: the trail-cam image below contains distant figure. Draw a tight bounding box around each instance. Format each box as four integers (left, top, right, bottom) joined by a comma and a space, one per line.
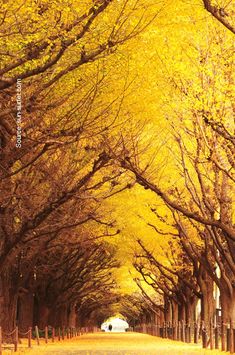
108, 324, 112, 332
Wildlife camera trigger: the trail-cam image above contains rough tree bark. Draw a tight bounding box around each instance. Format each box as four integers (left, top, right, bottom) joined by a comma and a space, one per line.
17, 292, 34, 332
220, 283, 235, 324
198, 267, 215, 326
68, 304, 77, 328
0, 271, 18, 332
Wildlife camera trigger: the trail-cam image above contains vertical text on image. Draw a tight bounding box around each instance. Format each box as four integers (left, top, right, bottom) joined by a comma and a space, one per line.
16, 78, 22, 148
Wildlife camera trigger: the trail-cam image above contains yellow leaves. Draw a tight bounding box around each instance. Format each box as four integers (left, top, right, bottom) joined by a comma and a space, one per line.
14, 216, 21, 224
2, 0, 234, 303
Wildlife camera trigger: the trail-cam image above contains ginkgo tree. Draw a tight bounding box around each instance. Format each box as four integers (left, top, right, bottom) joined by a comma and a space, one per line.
0, 0, 165, 333
0, 0, 234, 339
121, 21, 234, 328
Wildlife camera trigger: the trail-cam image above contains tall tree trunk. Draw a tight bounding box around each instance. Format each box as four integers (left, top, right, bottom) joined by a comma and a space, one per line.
178, 302, 186, 322
68, 304, 76, 327
17, 292, 34, 332
198, 269, 215, 326
219, 174, 235, 323
0, 272, 17, 332
220, 285, 235, 323
185, 295, 197, 324
54, 304, 68, 327
164, 295, 171, 322
37, 303, 50, 328
172, 299, 179, 323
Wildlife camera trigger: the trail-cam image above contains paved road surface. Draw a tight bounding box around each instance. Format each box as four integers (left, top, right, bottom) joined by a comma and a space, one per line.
15, 332, 222, 355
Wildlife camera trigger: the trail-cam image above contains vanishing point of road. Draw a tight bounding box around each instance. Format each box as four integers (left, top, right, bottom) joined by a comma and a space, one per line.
14, 332, 223, 355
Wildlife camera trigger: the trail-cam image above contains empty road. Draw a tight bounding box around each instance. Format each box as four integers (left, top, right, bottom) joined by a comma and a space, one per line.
7, 332, 223, 355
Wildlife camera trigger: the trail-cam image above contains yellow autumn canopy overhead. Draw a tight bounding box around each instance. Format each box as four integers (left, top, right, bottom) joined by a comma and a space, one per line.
0, 0, 234, 332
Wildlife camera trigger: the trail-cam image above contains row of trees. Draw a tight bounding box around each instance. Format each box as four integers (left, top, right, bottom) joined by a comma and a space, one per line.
0, 0, 158, 332
126, 23, 235, 332
0, 0, 234, 335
